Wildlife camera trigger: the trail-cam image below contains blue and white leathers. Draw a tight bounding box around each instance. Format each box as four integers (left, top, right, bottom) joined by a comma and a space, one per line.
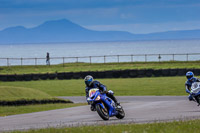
185, 77, 200, 100
190, 82, 200, 105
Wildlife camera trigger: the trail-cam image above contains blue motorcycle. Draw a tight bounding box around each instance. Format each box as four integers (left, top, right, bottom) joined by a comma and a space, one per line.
191, 82, 200, 106
87, 88, 125, 120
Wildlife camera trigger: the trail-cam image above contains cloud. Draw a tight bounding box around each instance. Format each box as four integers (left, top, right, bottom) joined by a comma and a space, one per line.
0, 0, 200, 33
84, 21, 200, 34
1, 0, 200, 9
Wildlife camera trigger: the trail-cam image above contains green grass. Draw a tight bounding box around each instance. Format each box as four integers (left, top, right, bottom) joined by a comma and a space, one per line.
0, 76, 188, 116
0, 103, 87, 117
0, 76, 187, 96
0, 86, 52, 101
11, 119, 200, 133
0, 86, 80, 116
1, 61, 200, 74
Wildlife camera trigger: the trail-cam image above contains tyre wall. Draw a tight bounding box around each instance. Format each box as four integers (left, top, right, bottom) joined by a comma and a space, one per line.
0, 68, 199, 81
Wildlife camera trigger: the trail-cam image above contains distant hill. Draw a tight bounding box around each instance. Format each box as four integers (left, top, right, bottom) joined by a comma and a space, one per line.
0, 19, 200, 44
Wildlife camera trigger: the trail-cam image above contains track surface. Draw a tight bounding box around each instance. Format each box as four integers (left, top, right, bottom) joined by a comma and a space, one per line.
1, 96, 200, 132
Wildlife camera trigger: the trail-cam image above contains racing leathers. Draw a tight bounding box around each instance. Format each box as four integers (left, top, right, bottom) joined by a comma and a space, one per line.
185, 77, 200, 101
85, 80, 119, 111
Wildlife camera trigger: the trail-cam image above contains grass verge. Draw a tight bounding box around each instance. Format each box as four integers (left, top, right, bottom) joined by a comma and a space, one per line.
0, 86, 52, 101
0, 76, 188, 96
0, 86, 72, 106
0, 103, 87, 117
0, 61, 200, 74
11, 119, 200, 133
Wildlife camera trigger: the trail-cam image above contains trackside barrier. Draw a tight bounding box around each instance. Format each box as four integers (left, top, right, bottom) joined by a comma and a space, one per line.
0, 99, 73, 106
0, 68, 199, 82
1, 53, 200, 66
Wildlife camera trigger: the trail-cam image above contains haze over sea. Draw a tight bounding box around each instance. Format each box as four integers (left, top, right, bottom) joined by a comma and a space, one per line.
0, 39, 200, 66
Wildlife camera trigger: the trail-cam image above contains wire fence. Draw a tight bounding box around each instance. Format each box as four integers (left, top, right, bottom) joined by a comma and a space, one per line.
0, 53, 200, 66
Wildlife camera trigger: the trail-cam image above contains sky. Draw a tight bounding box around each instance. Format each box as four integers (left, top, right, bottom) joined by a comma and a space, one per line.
0, 0, 200, 34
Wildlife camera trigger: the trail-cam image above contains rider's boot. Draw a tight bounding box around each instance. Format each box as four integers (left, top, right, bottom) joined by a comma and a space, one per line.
115, 102, 122, 110
107, 92, 122, 110
112, 97, 121, 110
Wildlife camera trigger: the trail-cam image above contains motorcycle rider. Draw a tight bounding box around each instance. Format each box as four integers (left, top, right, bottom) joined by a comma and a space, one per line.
84, 75, 121, 111
185, 71, 200, 101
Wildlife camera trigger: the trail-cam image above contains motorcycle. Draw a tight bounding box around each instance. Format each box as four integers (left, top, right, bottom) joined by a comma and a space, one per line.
190, 82, 200, 105
87, 88, 125, 120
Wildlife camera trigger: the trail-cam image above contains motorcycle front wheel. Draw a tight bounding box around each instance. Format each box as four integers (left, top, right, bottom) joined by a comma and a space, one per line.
96, 104, 109, 120
195, 96, 200, 104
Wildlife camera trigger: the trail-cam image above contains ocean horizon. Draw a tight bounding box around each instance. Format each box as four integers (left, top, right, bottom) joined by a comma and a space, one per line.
0, 39, 200, 66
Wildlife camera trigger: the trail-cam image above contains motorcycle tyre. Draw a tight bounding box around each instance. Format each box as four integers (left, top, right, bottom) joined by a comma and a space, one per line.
96, 104, 109, 120
196, 96, 200, 104
116, 107, 125, 119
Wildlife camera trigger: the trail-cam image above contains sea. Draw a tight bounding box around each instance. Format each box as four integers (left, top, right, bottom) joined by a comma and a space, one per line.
0, 39, 200, 66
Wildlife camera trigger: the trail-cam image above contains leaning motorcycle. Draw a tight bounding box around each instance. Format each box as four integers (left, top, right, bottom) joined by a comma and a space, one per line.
87, 88, 125, 120
190, 82, 200, 105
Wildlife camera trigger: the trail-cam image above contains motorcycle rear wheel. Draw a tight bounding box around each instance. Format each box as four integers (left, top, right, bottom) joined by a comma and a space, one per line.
96, 104, 109, 120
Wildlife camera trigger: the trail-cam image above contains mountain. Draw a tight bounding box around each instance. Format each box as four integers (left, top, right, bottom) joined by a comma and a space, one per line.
0, 19, 200, 44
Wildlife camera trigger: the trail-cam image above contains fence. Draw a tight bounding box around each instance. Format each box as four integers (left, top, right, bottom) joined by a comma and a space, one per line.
0, 53, 200, 66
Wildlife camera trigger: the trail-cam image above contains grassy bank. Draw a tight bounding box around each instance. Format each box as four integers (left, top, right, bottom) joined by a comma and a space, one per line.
0, 76, 187, 96
0, 86, 52, 101
11, 119, 200, 133
0, 61, 200, 74
0, 103, 87, 117
0, 86, 71, 105
0, 86, 76, 116
0, 85, 86, 116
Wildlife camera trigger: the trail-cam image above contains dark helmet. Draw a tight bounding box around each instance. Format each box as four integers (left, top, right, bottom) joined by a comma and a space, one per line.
186, 71, 194, 81
84, 75, 93, 86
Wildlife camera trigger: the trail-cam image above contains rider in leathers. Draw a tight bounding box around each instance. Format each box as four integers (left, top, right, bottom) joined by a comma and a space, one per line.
84, 75, 120, 111
185, 71, 200, 101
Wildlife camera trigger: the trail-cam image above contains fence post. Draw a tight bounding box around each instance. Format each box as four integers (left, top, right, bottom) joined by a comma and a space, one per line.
131, 55, 133, 62
117, 55, 119, 63
172, 54, 174, 61
145, 54, 147, 62
89, 56, 92, 64
186, 54, 189, 61
21, 58, 23, 66
76, 57, 78, 63
63, 57, 65, 67
104, 56, 106, 63
7, 58, 9, 66
35, 58, 37, 66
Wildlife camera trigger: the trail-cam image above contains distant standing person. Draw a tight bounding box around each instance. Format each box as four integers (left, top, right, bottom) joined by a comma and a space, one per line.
46, 52, 50, 65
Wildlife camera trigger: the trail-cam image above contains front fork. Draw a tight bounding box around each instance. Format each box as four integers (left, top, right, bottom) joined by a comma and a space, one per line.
194, 96, 200, 106
101, 98, 118, 116
191, 95, 200, 106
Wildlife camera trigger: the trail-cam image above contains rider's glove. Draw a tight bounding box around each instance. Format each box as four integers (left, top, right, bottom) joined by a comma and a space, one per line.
87, 98, 91, 104
87, 98, 94, 105
191, 92, 195, 95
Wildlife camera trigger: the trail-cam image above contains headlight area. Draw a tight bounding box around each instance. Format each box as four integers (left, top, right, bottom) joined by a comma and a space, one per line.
95, 95, 100, 101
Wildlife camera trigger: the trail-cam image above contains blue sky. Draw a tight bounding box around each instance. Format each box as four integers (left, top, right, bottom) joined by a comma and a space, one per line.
0, 0, 200, 34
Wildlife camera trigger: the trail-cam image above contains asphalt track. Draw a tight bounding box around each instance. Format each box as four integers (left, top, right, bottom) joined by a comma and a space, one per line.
1, 96, 200, 132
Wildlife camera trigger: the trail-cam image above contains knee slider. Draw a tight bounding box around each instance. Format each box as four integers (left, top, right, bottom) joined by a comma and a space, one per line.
108, 90, 114, 95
